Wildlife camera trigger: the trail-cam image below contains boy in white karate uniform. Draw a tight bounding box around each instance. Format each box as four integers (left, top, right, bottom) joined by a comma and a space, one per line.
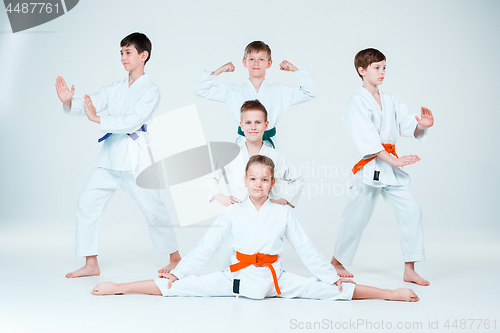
55, 32, 180, 278
206, 100, 304, 208
205, 99, 304, 269
194, 41, 317, 148
330, 48, 434, 286
92, 155, 419, 303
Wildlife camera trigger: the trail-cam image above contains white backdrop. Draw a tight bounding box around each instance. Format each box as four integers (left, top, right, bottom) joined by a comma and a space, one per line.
1, 0, 498, 231
0, 1, 499, 331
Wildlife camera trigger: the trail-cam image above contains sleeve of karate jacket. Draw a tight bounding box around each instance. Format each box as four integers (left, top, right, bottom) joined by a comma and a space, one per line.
343, 95, 385, 158
271, 154, 304, 208
62, 82, 116, 117
284, 209, 341, 284
204, 169, 224, 202
99, 85, 160, 134
170, 210, 233, 280
394, 97, 428, 140
279, 69, 318, 111
193, 70, 229, 102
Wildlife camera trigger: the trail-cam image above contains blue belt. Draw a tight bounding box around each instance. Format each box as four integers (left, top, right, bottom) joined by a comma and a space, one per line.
237, 126, 276, 149
98, 124, 147, 143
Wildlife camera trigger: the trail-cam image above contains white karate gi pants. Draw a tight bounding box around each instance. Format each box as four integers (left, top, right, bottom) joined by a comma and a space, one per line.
154, 270, 355, 301
334, 181, 424, 265
75, 167, 178, 257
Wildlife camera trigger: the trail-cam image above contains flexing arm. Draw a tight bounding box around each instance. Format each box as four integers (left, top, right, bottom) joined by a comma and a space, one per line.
193, 65, 231, 102
282, 68, 318, 108
279, 60, 298, 72
212, 62, 235, 75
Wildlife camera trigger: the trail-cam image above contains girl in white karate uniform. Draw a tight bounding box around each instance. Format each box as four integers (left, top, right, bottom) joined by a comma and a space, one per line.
92, 155, 419, 303
205, 99, 304, 270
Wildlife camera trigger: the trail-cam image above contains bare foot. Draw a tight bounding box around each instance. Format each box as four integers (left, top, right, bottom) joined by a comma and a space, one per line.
387, 288, 420, 302
66, 256, 100, 278
158, 251, 181, 274
404, 262, 430, 286
91, 282, 122, 296
331, 256, 354, 277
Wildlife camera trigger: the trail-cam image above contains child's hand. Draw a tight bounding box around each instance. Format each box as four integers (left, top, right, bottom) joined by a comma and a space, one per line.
279, 60, 298, 72
158, 272, 179, 289
84, 95, 100, 123
212, 62, 235, 75
334, 278, 356, 292
215, 193, 241, 207
377, 150, 420, 167
55, 76, 75, 107
215, 194, 241, 206
415, 107, 434, 130
390, 155, 420, 167
270, 198, 288, 206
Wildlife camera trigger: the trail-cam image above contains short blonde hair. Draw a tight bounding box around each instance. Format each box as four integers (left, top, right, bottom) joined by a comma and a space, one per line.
240, 99, 268, 122
243, 41, 272, 60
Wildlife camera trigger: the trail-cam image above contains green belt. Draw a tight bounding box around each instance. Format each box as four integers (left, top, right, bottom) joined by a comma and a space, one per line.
237, 126, 276, 149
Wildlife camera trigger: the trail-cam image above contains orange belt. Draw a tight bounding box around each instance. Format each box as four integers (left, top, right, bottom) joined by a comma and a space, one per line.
352, 144, 398, 175
229, 251, 281, 295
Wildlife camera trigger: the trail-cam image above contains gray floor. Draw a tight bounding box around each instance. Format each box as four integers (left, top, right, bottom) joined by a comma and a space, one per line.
1, 219, 498, 333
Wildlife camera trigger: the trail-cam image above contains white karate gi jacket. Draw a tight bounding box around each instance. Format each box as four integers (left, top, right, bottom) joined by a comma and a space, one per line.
344, 87, 427, 187
170, 199, 340, 299
194, 69, 317, 146
204, 144, 304, 207
63, 74, 159, 172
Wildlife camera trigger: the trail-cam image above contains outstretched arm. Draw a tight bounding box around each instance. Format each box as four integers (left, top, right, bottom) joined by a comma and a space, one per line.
285, 210, 340, 285
169, 212, 232, 280
55, 76, 75, 108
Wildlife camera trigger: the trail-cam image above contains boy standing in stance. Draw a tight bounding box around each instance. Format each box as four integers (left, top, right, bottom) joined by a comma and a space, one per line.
55, 32, 180, 278
331, 48, 434, 286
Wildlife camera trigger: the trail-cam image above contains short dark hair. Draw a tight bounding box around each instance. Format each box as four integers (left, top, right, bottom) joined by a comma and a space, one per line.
121, 32, 152, 64
243, 41, 271, 60
354, 48, 386, 79
240, 99, 268, 121
245, 155, 275, 179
